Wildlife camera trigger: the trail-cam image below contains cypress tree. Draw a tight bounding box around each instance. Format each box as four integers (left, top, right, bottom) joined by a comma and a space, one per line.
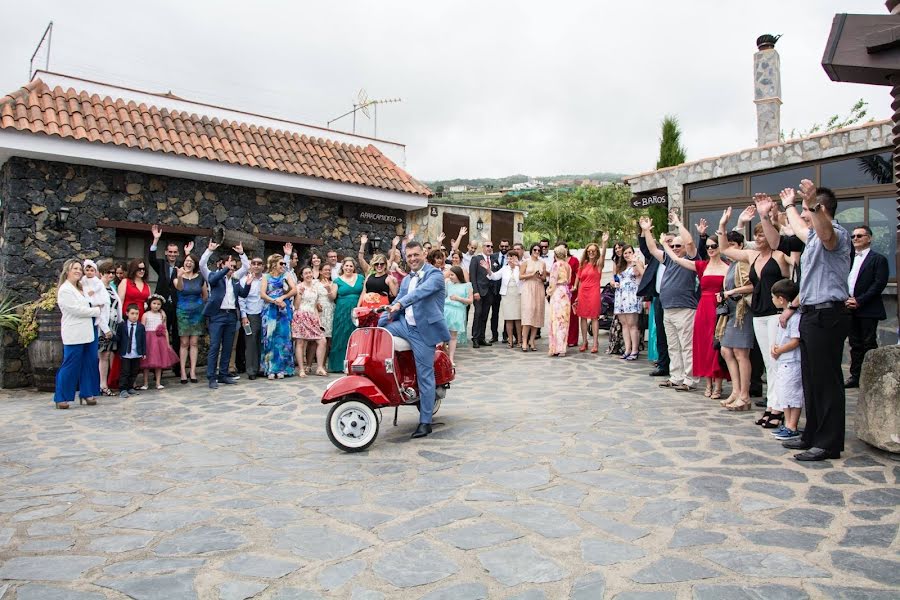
650, 115, 687, 233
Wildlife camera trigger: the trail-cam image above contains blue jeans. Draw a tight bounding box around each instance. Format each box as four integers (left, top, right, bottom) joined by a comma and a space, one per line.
54, 330, 100, 403
383, 318, 436, 424
207, 310, 237, 381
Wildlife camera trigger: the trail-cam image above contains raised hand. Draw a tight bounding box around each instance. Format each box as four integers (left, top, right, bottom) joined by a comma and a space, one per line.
695, 218, 708, 236
437, 232, 446, 244
406, 228, 416, 242
753, 193, 774, 217
177, 266, 188, 278
392, 235, 400, 247
798, 179, 816, 203
208, 239, 220, 251
459, 226, 468, 237
601, 231, 610, 243
779, 187, 796, 208
233, 242, 244, 255
359, 234, 368, 247
719, 207, 732, 229
639, 216, 652, 232
184, 241, 194, 255
151, 224, 162, 240
282, 242, 293, 256
658, 231, 668, 245
668, 210, 682, 226
737, 205, 755, 226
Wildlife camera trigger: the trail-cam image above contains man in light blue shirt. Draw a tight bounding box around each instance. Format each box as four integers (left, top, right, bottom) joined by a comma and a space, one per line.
238, 257, 265, 380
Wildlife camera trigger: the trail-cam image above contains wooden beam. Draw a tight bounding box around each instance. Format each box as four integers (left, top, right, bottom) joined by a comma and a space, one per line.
97, 219, 213, 237
256, 232, 325, 246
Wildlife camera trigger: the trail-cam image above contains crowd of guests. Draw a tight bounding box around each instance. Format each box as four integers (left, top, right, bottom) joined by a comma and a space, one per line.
51, 179, 890, 461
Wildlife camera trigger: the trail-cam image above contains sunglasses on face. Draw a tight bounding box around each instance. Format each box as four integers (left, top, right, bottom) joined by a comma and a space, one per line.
374, 263, 386, 267
670, 244, 683, 249
137, 266, 146, 270
279, 261, 286, 266
851, 234, 869, 239
706, 244, 719, 250
531, 248, 540, 253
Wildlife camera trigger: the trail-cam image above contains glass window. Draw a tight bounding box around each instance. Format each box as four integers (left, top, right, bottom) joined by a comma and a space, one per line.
821, 152, 893, 189
867, 196, 897, 279
750, 166, 815, 196
685, 206, 738, 241
687, 179, 744, 201
113, 232, 156, 283
835, 198, 865, 232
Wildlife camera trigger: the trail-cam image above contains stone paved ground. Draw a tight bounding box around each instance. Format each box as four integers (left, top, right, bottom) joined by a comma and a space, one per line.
0, 341, 898, 600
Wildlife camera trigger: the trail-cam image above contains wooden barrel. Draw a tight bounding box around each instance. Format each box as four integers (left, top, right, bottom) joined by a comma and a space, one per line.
212, 227, 262, 254
28, 308, 64, 392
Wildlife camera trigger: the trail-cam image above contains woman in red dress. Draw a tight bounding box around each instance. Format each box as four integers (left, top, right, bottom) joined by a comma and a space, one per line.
572, 233, 608, 353
661, 238, 730, 397
109, 258, 151, 389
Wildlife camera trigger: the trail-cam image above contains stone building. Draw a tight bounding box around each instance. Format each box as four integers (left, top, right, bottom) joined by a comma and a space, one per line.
626, 36, 897, 344
0, 72, 431, 387
406, 203, 526, 251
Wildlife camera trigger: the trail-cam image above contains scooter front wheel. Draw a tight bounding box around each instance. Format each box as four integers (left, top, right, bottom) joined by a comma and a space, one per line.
327, 398, 380, 452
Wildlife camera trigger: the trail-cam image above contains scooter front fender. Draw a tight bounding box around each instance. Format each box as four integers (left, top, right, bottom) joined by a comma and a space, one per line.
321, 375, 393, 407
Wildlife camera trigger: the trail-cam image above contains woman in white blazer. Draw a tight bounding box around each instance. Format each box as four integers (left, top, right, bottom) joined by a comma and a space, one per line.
54, 259, 102, 409
489, 251, 523, 348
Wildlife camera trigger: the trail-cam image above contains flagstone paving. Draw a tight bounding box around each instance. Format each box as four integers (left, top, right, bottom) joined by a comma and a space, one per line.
0, 342, 898, 599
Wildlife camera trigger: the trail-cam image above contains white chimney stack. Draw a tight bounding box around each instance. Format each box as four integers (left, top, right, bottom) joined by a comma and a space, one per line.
754, 34, 782, 146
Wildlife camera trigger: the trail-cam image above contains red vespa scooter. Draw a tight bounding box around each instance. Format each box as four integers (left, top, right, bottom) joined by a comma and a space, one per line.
322, 306, 455, 452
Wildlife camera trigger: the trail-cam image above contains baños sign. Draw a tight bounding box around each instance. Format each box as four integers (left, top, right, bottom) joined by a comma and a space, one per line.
630, 190, 668, 209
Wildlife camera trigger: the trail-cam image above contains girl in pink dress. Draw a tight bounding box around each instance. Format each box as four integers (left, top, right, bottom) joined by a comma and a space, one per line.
141, 295, 179, 389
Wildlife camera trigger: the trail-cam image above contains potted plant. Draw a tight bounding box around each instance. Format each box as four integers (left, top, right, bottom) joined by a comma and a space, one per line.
17, 286, 62, 392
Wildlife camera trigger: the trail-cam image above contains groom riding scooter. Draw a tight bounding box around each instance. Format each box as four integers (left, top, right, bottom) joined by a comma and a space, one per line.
378, 241, 451, 438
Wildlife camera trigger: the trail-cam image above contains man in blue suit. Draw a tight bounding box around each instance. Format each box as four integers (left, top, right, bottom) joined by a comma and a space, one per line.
200, 240, 250, 389
379, 241, 451, 438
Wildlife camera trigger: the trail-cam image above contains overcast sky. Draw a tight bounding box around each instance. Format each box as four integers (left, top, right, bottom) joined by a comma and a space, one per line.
0, 0, 893, 182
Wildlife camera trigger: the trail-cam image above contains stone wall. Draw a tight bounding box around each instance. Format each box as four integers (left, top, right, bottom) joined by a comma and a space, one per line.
626, 121, 892, 218
0, 157, 406, 388
407, 205, 525, 248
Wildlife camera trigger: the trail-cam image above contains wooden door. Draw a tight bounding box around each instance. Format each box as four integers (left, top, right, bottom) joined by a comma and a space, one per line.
442, 212, 470, 250
491, 210, 514, 245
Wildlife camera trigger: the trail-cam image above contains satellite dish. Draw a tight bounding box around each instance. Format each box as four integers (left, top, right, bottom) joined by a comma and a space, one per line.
357, 89, 370, 118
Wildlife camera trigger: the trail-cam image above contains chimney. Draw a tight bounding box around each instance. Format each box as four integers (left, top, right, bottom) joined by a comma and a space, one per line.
754, 34, 782, 146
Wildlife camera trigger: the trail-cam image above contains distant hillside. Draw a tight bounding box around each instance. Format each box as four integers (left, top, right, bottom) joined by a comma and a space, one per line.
425, 172, 626, 189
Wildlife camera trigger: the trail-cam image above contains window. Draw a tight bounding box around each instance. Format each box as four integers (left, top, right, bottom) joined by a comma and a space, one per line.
750, 166, 815, 196
687, 179, 744, 201
114, 232, 156, 284
834, 198, 865, 231
821, 152, 893, 189
868, 196, 897, 279
684, 206, 739, 244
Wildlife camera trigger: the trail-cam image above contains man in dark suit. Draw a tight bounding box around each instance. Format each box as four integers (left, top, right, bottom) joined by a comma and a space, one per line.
490, 239, 510, 342
844, 225, 889, 388
638, 230, 671, 377
200, 240, 250, 389
469, 241, 497, 347
149, 225, 183, 367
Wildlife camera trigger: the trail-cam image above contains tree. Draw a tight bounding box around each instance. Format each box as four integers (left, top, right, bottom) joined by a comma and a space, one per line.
651, 115, 687, 234
785, 98, 870, 140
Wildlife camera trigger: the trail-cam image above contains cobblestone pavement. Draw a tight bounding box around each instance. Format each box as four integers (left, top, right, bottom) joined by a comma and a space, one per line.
0, 341, 898, 600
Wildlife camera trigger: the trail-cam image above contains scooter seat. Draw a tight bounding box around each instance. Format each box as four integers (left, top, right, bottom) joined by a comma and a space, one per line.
392, 336, 412, 352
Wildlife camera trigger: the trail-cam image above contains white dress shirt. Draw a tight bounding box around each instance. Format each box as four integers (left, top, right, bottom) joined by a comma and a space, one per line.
405, 270, 420, 326
847, 247, 870, 295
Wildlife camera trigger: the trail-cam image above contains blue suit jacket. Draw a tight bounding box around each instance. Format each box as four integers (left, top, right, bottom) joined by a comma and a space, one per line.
379, 263, 451, 347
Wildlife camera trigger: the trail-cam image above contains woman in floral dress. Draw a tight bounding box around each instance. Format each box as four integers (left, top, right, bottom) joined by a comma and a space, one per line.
612, 246, 645, 360
547, 246, 572, 357
292, 266, 327, 377
260, 254, 297, 379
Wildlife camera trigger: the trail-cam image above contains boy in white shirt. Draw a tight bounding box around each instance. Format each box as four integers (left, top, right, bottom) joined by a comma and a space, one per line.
769, 279, 803, 440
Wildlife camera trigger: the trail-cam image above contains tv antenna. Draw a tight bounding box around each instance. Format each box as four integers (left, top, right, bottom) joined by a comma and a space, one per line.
327, 88, 402, 138
29, 21, 53, 80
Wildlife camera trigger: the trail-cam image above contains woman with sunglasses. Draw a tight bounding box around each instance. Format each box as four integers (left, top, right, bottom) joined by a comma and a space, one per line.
174, 253, 207, 383
519, 243, 547, 351
358, 253, 398, 306
573, 234, 608, 353
261, 254, 298, 379
660, 234, 730, 398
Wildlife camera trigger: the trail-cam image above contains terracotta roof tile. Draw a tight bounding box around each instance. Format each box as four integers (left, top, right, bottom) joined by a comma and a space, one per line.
0, 79, 432, 196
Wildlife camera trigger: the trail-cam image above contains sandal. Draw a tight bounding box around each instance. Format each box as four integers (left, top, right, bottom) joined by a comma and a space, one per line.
659, 380, 678, 388
590, 344, 598, 354
720, 395, 737, 407
315, 368, 328, 376
760, 411, 783, 428
579, 344, 588, 352
100, 388, 115, 397
704, 382, 713, 397
726, 399, 752, 411
710, 389, 722, 400
755, 410, 773, 426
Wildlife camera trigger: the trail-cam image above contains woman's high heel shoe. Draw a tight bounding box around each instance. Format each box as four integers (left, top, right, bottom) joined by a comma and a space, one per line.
590, 344, 598, 354
726, 399, 752, 411
55, 402, 69, 409
579, 344, 588, 352
78, 397, 97, 406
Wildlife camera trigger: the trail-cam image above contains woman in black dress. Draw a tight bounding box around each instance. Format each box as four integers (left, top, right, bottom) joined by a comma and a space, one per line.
357, 253, 398, 306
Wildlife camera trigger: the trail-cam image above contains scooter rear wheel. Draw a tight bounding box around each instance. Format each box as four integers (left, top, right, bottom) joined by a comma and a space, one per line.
416, 396, 441, 417
327, 398, 380, 452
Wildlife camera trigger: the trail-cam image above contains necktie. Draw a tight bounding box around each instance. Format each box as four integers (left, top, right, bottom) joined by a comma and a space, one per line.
129, 323, 135, 352
485, 256, 492, 274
